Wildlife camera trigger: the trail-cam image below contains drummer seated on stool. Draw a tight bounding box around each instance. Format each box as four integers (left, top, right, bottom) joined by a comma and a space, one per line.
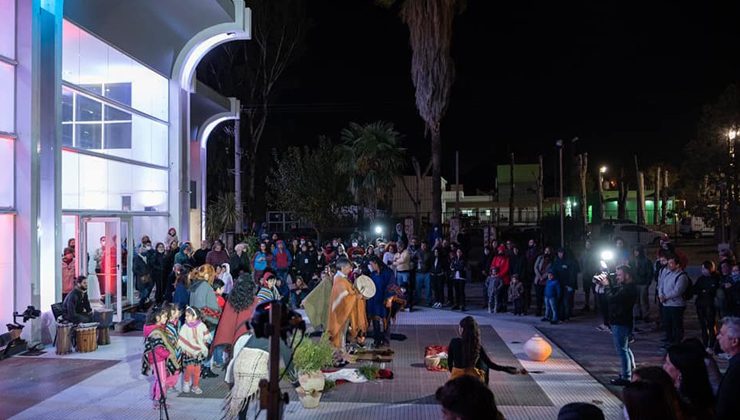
62, 276, 93, 324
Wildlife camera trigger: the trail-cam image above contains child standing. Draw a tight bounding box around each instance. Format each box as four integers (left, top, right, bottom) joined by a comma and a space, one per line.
142, 304, 180, 409
219, 263, 233, 296
164, 304, 183, 391
178, 306, 211, 394
486, 267, 503, 314
544, 270, 561, 324
508, 274, 524, 315
213, 279, 226, 310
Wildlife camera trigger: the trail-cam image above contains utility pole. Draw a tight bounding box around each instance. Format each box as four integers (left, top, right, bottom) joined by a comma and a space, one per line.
556, 140, 564, 248
455, 151, 460, 217
234, 116, 243, 236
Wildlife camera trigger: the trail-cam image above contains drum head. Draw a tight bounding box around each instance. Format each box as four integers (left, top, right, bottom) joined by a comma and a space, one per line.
355, 275, 376, 299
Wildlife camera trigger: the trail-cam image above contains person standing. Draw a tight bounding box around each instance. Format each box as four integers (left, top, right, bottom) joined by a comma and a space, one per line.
553, 247, 578, 321
490, 245, 510, 313
62, 247, 76, 299
595, 265, 637, 386
534, 247, 553, 317
206, 239, 230, 268
524, 239, 540, 314
694, 261, 720, 352
367, 257, 395, 347
134, 245, 153, 310
579, 239, 599, 313
414, 241, 433, 306
392, 242, 412, 310
630, 245, 654, 323
151, 242, 166, 304
658, 254, 690, 348
192, 240, 210, 267
450, 249, 467, 311
430, 247, 448, 308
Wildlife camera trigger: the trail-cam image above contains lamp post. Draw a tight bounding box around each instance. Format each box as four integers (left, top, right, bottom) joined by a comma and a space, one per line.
556, 139, 564, 248
598, 166, 607, 221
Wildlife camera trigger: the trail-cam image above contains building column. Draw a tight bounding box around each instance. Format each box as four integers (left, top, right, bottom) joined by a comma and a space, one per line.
15, 0, 64, 341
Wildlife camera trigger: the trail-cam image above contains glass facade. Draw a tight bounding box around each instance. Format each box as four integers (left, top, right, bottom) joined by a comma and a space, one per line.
61, 20, 169, 212
0, 0, 15, 331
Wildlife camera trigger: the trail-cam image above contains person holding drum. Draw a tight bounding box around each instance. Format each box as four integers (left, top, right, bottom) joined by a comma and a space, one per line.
62, 276, 93, 324
367, 256, 395, 348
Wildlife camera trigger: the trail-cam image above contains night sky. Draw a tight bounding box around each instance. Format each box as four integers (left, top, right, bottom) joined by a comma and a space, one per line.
202, 0, 740, 193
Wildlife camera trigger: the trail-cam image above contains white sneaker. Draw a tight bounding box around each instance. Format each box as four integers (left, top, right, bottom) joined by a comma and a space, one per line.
191, 386, 203, 395
182, 382, 191, 393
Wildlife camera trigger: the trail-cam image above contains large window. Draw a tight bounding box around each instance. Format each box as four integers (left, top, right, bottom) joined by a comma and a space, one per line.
62, 20, 168, 121
62, 151, 168, 212
61, 20, 170, 212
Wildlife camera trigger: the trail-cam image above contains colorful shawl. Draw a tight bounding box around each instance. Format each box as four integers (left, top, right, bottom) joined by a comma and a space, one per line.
141, 326, 180, 376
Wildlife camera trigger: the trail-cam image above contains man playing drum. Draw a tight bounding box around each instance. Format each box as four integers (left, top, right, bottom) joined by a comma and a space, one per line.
327, 258, 367, 350
63, 276, 93, 324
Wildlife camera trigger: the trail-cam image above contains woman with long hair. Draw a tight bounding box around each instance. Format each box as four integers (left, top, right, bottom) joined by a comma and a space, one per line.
447, 316, 526, 384
623, 381, 679, 420
211, 274, 258, 368
631, 366, 688, 420
663, 342, 715, 418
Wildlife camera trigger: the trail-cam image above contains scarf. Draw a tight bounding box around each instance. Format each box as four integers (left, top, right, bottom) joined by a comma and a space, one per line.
223, 347, 269, 419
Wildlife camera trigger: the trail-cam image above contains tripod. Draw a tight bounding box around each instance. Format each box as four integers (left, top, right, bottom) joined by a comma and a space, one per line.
151, 348, 170, 420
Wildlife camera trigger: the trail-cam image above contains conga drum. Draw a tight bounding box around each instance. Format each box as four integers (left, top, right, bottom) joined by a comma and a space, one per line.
93, 309, 113, 345
56, 323, 73, 355
75, 323, 99, 353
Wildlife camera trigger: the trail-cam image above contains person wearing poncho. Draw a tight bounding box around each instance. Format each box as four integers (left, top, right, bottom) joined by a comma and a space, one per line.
327, 258, 367, 349
301, 269, 334, 332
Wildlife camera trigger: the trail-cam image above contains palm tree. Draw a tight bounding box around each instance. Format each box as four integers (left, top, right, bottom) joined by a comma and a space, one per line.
337, 121, 406, 221
378, 0, 465, 226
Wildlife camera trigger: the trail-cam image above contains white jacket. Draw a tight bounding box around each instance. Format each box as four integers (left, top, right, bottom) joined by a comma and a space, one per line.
178, 321, 211, 358
658, 268, 689, 307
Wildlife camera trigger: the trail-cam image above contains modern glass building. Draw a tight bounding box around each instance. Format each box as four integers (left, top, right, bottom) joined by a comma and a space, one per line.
1, 0, 248, 338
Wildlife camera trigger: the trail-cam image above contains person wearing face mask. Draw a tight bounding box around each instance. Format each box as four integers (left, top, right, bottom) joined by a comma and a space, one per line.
134, 244, 154, 310
348, 240, 365, 261
62, 276, 93, 323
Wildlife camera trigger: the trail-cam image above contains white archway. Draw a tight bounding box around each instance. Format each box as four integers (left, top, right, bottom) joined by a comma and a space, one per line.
168, 0, 250, 239
198, 99, 240, 240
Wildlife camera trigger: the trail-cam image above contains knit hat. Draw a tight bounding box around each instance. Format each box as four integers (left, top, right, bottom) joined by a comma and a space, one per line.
262, 272, 275, 282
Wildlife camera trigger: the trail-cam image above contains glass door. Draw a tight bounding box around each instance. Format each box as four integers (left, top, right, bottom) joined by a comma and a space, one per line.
80, 217, 122, 322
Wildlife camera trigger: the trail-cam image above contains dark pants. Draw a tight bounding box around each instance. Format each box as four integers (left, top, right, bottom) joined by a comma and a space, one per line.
513, 298, 523, 315
154, 270, 165, 304
598, 293, 610, 326
371, 318, 389, 345
662, 306, 685, 345
535, 284, 545, 316
446, 274, 455, 304
522, 281, 532, 313
454, 280, 466, 308
431, 273, 445, 304
496, 285, 508, 312
696, 303, 716, 349
409, 270, 417, 309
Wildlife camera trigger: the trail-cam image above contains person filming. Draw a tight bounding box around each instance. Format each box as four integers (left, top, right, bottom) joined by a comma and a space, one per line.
594, 265, 637, 386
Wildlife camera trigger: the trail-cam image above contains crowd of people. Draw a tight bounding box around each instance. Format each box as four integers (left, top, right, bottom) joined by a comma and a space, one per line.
58, 222, 740, 419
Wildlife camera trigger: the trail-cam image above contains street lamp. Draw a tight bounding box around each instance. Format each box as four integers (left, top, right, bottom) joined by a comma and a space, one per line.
598, 166, 607, 221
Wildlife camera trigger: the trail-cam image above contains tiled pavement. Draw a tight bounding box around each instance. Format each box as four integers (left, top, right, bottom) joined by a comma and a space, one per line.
3, 297, 628, 420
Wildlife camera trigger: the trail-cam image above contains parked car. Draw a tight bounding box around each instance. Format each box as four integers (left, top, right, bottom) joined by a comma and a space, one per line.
679, 216, 714, 239
611, 224, 663, 246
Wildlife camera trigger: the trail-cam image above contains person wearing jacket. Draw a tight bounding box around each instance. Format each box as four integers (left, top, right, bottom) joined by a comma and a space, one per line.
367, 257, 396, 347
544, 270, 561, 324
188, 264, 221, 378
272, 240, 292, 299
553, 247, 579, 322
693, 261, 720, 351
134, 244, 153, 310
150, 242, 166, 304
491, 245, 510, 313
658, 253, 690, 347
595, 265, 637, 386
534, 247, 553, 317
175, 242, 195, 267
252, 242, 270, 282
430, 247, 448, 308
629, 245, 654, 323
205, 239, 229, 268
450, 249, 467, 311
229, 243, 250, 280
296, 243, 317, 282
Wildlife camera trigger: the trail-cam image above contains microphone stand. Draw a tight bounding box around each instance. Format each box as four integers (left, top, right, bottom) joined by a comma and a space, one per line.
261, 300, 287, 420
151, 345, 170, 420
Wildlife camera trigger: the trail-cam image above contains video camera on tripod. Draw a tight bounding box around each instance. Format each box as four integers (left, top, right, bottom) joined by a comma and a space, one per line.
1, 306, 42, 360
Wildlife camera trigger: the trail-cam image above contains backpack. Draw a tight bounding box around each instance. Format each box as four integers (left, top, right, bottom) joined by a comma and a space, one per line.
680, 271, 694, 301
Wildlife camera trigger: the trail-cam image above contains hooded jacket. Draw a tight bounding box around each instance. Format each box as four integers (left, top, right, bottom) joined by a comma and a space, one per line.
175, 243, 193, 266
189, 279, 221, 325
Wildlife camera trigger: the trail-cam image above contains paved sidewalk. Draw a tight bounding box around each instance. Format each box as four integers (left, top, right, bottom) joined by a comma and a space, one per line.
2, 307, 624, 420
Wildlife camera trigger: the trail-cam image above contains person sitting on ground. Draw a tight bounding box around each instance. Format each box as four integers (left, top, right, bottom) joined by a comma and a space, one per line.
256, 271, 281, 304
435, 374, 503, 420
447, 316, 526, 384
62, 276, 93, 324
556, 402, 605, 420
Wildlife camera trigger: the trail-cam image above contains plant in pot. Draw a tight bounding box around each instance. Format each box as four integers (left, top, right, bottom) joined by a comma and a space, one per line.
293, 336, 335, 408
